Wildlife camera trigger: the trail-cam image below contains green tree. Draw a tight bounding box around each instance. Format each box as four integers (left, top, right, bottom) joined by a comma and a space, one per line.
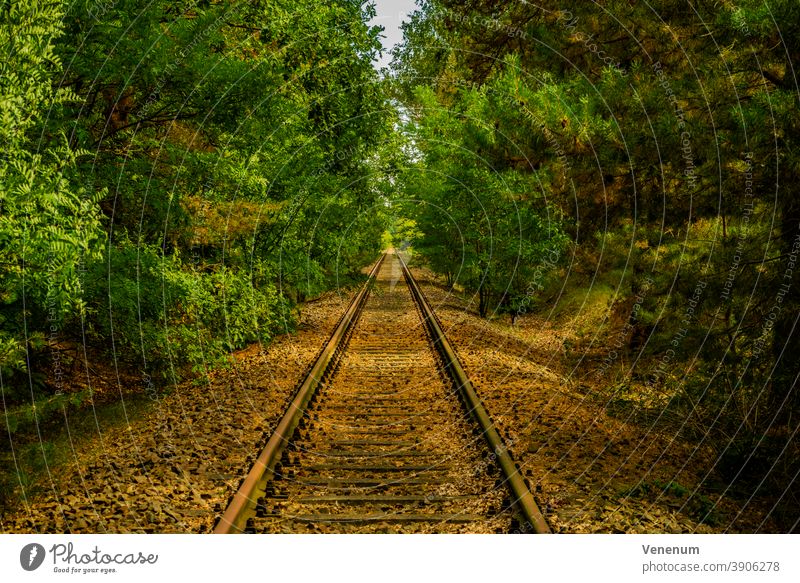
0, 0, 104, 384
390, 0, 800, 511
397, 84, 568, 317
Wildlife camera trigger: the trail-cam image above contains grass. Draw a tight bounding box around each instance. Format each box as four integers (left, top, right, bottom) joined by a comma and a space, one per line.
0, 395, 152, 513
620, 479, 721, 526
549, 281, 616, 332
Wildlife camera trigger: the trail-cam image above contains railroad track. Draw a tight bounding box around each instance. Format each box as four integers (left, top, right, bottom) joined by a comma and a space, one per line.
214, 251, 549, 534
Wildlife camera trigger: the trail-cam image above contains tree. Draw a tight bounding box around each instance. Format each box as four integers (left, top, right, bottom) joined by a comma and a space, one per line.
390, 0, 800, 508
397, 84, 568, 318
0, 0, 104, 385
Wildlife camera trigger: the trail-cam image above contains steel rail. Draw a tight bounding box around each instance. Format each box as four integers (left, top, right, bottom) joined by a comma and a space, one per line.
397, 252, 551, 534
214, 255, 385, 533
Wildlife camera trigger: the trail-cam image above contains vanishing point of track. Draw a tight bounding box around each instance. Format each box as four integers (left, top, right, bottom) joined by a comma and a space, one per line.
214, 251, 550, 534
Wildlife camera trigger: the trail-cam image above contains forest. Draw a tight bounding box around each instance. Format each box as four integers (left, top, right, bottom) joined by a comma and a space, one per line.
389, 0, 800, 527
2, 0, 390, 432
1, 0, 798, 532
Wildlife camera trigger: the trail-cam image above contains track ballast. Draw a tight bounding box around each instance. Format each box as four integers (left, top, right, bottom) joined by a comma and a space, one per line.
215, 251, 549, 534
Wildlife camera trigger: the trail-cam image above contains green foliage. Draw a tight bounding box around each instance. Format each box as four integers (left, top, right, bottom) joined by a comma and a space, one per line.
397, 81, 569, 317
0, 1, 393, 512
0, 334, 25, 379
83, 239, 290, 377
0, 0, 105, 442
391, 0, 800, 512
0, 0, 105, 376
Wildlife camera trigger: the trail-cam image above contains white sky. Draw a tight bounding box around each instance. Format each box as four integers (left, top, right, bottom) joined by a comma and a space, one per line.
369, 0, 419, 70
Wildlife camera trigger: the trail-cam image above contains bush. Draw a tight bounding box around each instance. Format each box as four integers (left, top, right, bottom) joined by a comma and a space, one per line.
84, 239, 292, 380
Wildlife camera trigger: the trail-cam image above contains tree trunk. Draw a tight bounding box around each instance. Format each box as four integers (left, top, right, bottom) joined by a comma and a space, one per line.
478, 286, 489, 318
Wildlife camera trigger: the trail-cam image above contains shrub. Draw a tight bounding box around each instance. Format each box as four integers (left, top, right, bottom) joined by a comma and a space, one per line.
84, 238, 292, 381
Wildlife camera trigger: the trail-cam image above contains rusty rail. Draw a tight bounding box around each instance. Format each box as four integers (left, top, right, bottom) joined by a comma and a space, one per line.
397, 252, 551, 534
214, 255, 384, 533
215, 251, 549, 534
